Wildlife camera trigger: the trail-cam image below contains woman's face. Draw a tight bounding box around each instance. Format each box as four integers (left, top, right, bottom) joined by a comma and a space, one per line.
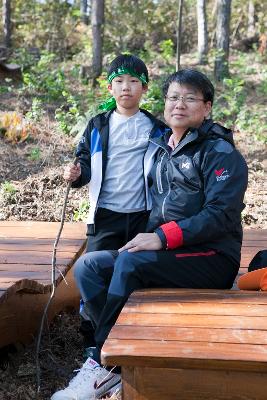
164, 82, 212, 134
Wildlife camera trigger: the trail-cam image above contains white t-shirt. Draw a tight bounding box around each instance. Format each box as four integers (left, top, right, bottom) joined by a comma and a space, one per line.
98, 110, 153, 212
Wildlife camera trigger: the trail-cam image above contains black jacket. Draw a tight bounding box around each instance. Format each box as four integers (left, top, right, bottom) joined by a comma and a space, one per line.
147, 119, 248, 264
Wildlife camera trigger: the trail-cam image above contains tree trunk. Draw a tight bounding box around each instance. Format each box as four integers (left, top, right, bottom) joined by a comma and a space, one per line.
80, 0, 89, 25
247, 0, 255, 37
3, 0, 12, 48
176, 0, 184, 71
197, 0, 208, 64
91, 0, 104, 82
214, 0, 231, 81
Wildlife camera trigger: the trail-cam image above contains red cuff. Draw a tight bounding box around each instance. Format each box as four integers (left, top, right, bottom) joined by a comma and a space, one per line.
160, 221, 183, 249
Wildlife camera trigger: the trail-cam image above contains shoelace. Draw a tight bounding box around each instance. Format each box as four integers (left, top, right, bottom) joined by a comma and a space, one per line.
95, 366, 116, 390
69, 364, 105, 390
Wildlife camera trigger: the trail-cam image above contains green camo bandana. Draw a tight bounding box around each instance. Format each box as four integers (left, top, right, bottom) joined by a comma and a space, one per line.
99, 96, 117, 111
107, 66, 148, 84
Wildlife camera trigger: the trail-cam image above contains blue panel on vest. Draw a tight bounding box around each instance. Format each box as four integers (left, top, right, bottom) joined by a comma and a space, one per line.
152, 127, 169, 138
91, 128, 102, 156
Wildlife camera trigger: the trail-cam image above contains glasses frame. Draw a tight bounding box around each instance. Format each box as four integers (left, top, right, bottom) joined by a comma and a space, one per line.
165, 95, 206, 104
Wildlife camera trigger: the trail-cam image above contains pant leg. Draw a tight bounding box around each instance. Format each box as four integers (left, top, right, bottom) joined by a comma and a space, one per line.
86, 208, 149, 252
74, 250, 118, 327
86, 209, 125, 252
126, 211, 149, 242
94, 247, 238, 348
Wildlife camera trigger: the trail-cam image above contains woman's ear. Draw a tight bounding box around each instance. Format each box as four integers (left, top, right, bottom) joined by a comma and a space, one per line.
204, 101, 212, 118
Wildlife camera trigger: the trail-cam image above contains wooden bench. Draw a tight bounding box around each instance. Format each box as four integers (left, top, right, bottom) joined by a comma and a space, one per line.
102, 229, 267, 400
0, 221, 86, 348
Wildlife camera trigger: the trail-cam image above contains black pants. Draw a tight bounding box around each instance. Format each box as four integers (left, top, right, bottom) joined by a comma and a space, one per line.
74, 246, 239, 351
86, 207, 149, 252
81, 207, 149, 346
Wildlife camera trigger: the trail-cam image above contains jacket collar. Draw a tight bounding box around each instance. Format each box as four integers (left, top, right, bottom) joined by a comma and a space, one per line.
92, 108, 168, 137
151, 118, 235, 154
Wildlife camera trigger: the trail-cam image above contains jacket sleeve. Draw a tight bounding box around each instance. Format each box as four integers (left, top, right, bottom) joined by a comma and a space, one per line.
71, 120, 93, 188
158, 140, 248, 249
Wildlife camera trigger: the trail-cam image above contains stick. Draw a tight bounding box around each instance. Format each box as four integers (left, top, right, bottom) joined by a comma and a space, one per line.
36, 157, 79, 393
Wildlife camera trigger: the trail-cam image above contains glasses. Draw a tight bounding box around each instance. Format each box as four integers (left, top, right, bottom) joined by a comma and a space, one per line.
165, 95, 205, 104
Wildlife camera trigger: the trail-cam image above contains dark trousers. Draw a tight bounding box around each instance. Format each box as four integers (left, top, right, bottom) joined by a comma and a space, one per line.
74, 246, 239, 351
80, 207, 149, 346
86, 207, 149, 252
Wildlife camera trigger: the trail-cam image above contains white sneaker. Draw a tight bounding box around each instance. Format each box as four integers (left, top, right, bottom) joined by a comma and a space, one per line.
51, 357, 110, 400
95, 372, 121, 399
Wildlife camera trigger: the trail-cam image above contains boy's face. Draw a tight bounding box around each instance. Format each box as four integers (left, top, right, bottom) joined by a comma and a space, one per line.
108, 74, 147, 113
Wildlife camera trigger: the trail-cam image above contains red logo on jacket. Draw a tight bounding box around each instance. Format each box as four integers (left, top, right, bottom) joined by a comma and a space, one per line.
215, 167, 230, 181
215, 168, 224, 176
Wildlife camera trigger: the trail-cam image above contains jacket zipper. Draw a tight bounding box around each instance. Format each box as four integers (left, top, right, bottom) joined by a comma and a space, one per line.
156, 152, 165, 194
161, 158, 171, 222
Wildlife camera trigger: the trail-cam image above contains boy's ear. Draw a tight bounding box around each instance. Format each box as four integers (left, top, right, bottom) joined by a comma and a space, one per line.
107, 83, 113, 94
142, 84, 148, 94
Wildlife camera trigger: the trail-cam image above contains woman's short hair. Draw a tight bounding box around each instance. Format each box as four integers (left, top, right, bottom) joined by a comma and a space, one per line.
162, 69, 214, 105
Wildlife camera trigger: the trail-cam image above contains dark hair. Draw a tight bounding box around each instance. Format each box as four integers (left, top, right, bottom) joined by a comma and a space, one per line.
108, 54, 149, 84
162, 69, 214, 105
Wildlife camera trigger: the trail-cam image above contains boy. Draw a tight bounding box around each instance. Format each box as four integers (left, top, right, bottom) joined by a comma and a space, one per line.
64, 54, 167, 253
59, 54, 167, 395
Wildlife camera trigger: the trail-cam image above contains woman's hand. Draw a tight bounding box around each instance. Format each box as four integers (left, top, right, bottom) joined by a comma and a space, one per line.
119, 233, 163, 253
63, 163, 81, 182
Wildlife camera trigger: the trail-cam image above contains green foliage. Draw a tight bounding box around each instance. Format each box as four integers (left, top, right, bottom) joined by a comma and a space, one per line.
12, 0, 82, 54
55, 91, 82, 135
26, 98, 45, 122
141, 79, 165, 116
28, 147, 41, 161
73, 200, 90, 222
212, 78, 246, 127
0, 86, 9, 94
236, 107, 267, 143
159, 39, 174, 62
11, 48, 38, 71
0, 181, 17, 201
22, 52, 67, 101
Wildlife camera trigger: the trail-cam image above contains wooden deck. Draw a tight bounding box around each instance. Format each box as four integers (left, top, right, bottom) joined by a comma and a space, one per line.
102, 229, 267, 400
0, 221, 86, 348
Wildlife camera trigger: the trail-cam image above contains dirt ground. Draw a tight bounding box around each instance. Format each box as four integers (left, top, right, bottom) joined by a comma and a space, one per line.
0, 64, 266, 400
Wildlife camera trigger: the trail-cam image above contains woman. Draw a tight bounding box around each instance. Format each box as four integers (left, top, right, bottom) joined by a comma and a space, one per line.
51, 69, 248, 400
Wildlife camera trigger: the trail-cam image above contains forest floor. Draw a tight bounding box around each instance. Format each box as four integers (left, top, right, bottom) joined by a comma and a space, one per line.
0, 53, 266, 399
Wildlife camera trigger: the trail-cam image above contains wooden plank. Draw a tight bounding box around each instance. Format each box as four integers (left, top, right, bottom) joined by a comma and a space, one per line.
0, 221, 86, 239
116, 312, 267, 330
243, 229, 267, 240
109, 325, 267, 345
127, 289, 267, 304
0, 263, 66, 272
0, 242, 83, 252
0, 252, 76, 264
121, 301, 267, 316
0, 267, 79, 348
0, 270, 61, 280
122, 366, 267, 400
102, 339, 267, 366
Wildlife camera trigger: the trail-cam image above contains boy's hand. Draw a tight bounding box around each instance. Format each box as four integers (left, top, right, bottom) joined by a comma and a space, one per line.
118, 233, 163, 253
63, 162, 81, 182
